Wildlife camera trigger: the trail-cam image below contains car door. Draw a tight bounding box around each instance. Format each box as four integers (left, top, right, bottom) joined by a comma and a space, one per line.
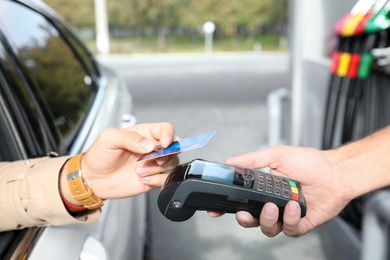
0, 26, 50, 259
0, 1, 145, 259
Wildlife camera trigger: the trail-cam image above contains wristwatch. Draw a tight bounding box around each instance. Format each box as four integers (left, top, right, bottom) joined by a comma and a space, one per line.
66, 153, 104, 210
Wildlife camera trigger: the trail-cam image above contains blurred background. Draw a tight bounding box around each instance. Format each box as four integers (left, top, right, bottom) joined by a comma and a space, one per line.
44, 0, 288, 54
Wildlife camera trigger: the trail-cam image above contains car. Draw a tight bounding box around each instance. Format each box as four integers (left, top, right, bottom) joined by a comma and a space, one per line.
0, 0, 150, 259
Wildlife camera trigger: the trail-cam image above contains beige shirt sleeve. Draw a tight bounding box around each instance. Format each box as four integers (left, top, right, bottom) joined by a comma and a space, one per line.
0, 156, 100, 232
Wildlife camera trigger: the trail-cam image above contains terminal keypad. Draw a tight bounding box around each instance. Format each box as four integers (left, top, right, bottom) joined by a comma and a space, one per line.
257, 172, 300, 201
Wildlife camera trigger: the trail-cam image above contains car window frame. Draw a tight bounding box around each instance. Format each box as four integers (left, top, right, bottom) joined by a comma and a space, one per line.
0, 68, 28, 161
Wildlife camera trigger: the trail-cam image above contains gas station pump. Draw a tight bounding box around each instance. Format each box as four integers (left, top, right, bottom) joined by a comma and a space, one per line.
287, 0, 390, 259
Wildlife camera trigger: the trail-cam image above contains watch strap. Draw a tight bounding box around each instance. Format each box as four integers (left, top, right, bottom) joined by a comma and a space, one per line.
61, 194, 86, 213
66, 153, 104, 210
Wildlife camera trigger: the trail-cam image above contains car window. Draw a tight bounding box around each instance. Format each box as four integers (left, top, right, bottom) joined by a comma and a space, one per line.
50, 18, 101, 82
0, 33, 49, 157
0, 0, 97, 154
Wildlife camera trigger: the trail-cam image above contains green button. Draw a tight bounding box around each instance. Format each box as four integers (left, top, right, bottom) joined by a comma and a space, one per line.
288, 180, 296, 187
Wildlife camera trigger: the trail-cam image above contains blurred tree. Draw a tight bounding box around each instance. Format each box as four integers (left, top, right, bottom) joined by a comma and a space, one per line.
116, 0, 185, 50
44, 0, 95, 28
178, 0, 285, 37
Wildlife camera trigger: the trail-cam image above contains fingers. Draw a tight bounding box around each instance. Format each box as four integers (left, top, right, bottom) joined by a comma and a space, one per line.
226, 146, 284, 169
207, 211, 225, 218
136, 155, 179, 177
157, 122, 175, 148
97, 128, 156, 154
138, 173, 169, 188
259, 201, 302, 237
235, 202, 301, 238
235, 211, 260, 227
97, 122, 176, 155
280, 201, 302, 237
136, 155, 177, 188
155, 155, 172, 166
135, 122, 175, 148
259, 203, 282, 237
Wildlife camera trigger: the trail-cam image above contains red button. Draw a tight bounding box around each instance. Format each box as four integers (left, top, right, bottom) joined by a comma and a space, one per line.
292, 194, 299, 201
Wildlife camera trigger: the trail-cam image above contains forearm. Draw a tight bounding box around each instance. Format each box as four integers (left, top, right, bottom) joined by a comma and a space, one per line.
0, 157, 99, 232
329, 126, 390, 200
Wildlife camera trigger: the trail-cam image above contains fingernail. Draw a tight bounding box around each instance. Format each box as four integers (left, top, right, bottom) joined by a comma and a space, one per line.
156, 156, 169, 165
140, 139, 155, 151
287, 202, 299, 215
139, 176, 151, 184
136, 166, 148, 176
164, 136, 173, 147
263, 206, 276, 219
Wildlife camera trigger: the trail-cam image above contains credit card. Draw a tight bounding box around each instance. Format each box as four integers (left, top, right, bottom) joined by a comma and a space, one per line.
137, 131, 216, 162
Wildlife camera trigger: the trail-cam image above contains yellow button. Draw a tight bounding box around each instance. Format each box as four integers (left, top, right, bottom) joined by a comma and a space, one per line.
291, 187, 298, 194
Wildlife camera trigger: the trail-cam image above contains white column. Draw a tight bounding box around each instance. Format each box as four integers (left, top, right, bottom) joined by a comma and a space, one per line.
289, 0, 307, 146
94, 0, 110, 54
